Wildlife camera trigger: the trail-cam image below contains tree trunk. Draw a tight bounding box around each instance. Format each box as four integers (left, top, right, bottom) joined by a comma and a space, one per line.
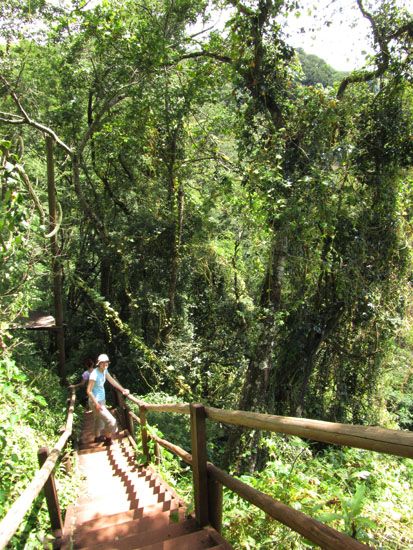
46, 136, 66, 380
166, 178, 184, 322
271, 299, 345, 417
225, 232, 287, 467
162, 123, 184, 341
100, 256, 111, 299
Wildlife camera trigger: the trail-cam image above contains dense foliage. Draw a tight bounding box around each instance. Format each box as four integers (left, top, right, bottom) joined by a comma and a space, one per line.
0, 351, 81, 548
1, 0, 412, 547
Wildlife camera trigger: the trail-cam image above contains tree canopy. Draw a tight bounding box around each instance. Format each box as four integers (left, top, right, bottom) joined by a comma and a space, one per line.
1, 0, 413, 547
1, 0, 412, 448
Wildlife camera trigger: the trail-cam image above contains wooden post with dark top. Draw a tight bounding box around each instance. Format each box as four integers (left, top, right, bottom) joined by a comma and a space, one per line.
37, 447, 63, 538
140, 405, 150, 463
207, 475, 223, 533
190, 403, 209, 527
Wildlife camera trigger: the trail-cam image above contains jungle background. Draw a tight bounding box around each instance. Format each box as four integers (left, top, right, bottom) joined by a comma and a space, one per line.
1, 0, 413, 548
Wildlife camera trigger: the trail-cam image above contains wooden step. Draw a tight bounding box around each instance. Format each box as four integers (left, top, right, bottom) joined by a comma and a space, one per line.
63, 410, 232, 550
74, 515, 172, 547
75, 473, 154, 497
78, 517, 198, 549
130, 528, 217, 550
78, 436, 129, 453
74, 498, 184, 524
74, 503, 185, 533
77, 460, 172, 507
75, 492, 138, 509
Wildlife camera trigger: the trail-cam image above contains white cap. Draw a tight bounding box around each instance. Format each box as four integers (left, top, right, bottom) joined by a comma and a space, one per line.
96, 353, 109, 364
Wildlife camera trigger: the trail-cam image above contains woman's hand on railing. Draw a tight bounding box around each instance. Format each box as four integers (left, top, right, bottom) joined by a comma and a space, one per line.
122, 388, 130, 396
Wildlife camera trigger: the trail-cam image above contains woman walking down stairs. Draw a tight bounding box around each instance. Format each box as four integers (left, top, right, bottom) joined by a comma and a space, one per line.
61, 410, 232, 549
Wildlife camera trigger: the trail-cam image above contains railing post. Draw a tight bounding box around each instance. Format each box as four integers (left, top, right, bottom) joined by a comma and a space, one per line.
37, 447, 63, 540
154, 441, 161, 465
208, 476, 223, 533
140, 405, 150, 463
115, 390, 130, 433
190, 403, 209, 527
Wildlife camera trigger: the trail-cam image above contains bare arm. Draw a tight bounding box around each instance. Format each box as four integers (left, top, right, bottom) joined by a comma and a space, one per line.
106, 373, 130, 396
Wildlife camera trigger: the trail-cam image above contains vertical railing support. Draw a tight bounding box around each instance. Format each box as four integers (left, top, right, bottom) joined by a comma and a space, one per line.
115, 390, 129, 433
190, 403, 209, 527
126, 408, 135, 442
37, 447, 63, 539
140, 405, 150, 463
114, 387, 122, 408
208, 476, 223, 533
154, 441, 161, 465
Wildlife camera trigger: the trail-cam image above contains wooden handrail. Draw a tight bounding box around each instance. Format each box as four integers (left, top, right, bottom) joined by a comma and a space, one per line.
119, 393, 412, 549
125, 396, 413, 459
126, 394, 146, 407
127, 395, 189, 414
149, 431, 193, 465
0, 390, 76, 549
206, 462, 367, 550
128, 410, 141, 424
204, 407, 413, 459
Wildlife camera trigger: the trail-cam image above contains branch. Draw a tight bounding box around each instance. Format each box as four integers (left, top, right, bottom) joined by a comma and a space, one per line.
84, 157, 131, 217
76, 92, 127, 155
118, 153, 137, 185
387, 20, 413, 41
0, 75, 72, 155
337, 66, 386, 99
189, 25, 215, 39
72, 154, 108, 244
356, 0, 387, 54
174, 50, 233, 64
0, 112, 25, 125
227, 0, 254, 17
44, 200, 63, 238
257, 0, 273, 28
337, 0, 412, 98
76, 78, 142, 156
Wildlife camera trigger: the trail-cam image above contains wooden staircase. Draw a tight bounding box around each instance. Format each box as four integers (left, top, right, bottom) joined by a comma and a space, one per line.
61, 410, 232, 549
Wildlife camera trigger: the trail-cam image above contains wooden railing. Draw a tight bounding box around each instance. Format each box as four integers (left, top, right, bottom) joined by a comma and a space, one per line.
0, 390, 76, 549
115, 391, 413, 550
2, 386, 411, 550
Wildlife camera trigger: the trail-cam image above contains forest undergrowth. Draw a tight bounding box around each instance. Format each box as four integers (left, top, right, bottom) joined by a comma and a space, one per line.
0, 349, 82, 549
1, 354, 412, 549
